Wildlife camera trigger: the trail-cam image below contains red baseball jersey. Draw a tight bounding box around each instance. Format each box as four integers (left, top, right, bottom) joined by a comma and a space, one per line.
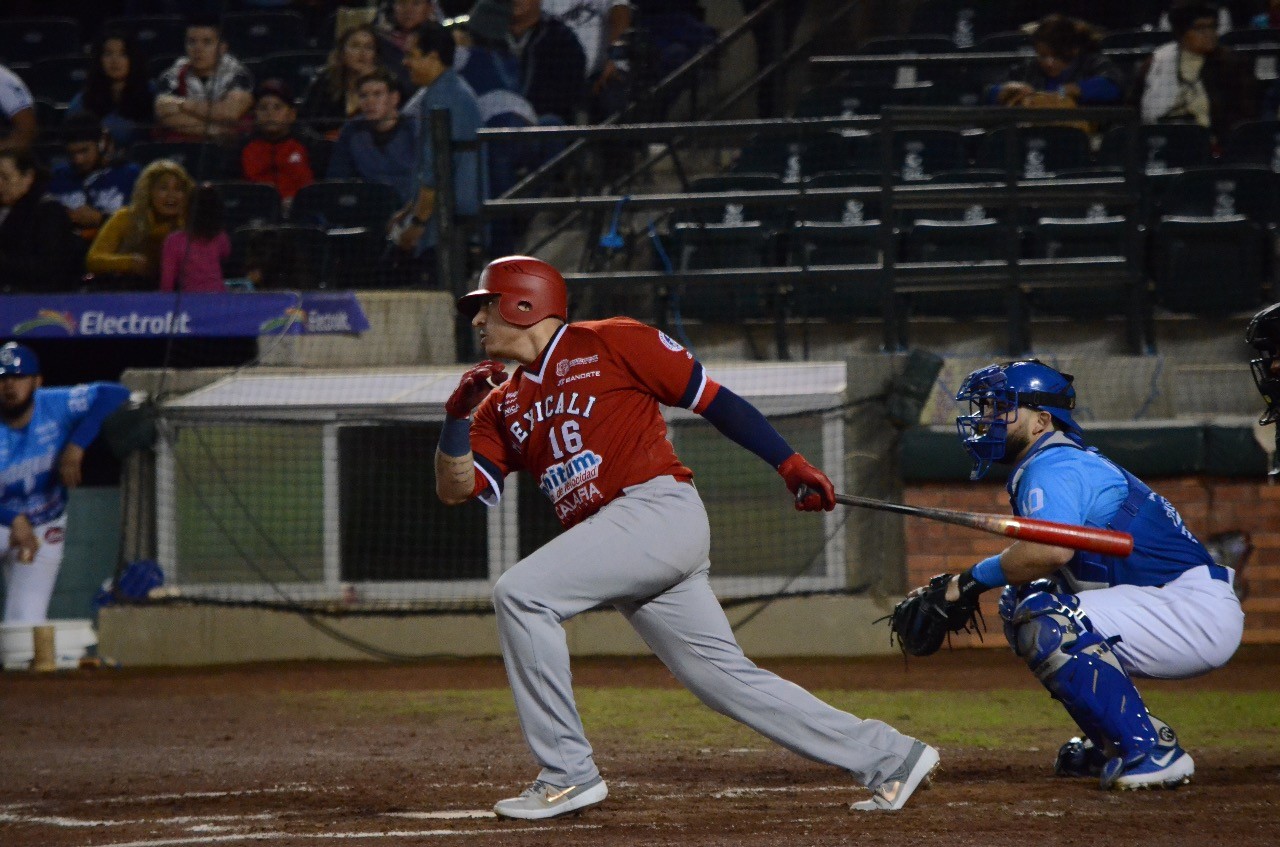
469, 318, 720, 528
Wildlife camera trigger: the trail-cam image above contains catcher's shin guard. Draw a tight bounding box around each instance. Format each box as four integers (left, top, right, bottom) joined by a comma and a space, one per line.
1000, 587, 1159, 762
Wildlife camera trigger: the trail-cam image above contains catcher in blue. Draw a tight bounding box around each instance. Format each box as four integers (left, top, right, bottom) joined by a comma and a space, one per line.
896, 359, 1243, 790
0, 342, 130, 623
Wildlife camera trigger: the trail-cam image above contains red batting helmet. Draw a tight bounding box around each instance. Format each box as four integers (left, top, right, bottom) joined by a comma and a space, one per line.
457, 256, 568, 328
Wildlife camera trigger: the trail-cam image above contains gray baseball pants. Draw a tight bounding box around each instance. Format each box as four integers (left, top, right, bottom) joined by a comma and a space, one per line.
492, 475, 918, 790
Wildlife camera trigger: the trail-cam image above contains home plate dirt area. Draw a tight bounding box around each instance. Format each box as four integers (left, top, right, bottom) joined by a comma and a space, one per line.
3, 646, 1277, 847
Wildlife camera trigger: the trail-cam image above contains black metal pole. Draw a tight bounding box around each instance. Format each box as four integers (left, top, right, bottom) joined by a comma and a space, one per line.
429, 108, 468, 361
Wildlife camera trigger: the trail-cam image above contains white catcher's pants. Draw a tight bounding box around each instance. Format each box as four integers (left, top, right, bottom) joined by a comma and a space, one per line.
2, 514, 68, 624
492, 475, 918, 789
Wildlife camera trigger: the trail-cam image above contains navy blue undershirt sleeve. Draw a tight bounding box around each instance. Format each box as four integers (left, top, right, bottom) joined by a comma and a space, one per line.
700, 386, 795, 469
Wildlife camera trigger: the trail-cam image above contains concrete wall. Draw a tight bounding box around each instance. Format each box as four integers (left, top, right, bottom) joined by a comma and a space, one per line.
97, 593, 900, 666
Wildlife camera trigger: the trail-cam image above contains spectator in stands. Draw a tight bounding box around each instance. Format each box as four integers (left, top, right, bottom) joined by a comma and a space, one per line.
510, 0, 588, 124
541, 0, 633, 122
153, 16, 255, 143
1133, 2, 1260, 142
376, 0, 445, 89
87, 159, 194, 289
391, 21, 481, 285
239, 79, 325, 205
300, 23, 388, 138
327, 69, 419, 206
0, 150, 83, 292
986, 15, 1123, 107
160, 182, 230, 293
66, 31, 157, 150
47, 114, 141, 241
0, 64, 37, 153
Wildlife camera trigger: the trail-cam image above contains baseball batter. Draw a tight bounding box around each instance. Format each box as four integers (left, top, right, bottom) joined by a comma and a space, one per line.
0, 342, 130, 623
911, 360, 1243, 790
435, 256, 939, 819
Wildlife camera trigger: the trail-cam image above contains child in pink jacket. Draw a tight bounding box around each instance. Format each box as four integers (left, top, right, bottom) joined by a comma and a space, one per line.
160, 182, 230, 292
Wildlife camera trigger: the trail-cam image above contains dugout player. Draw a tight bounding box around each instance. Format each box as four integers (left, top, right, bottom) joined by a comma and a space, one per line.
914, 359, 1243, 790
0, 342, 129, 623
435, 256, 939, 819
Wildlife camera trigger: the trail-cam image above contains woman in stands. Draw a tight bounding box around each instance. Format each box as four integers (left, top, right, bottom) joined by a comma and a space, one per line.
300, 24, 392, 138
66, 31, 156, 150
0, 149, 84, 292
86, 159, 193, 289
987, 14, 1124, 108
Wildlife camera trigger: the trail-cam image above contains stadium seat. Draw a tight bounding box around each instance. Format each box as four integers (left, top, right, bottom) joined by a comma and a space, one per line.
290, 180, 402, 230
671, 221, 777, 321
789, 220, 884, 318
254, 50, 329, 103
675, 173, 787, 228
0, 18, 80, 66
796, 170, 881, 223
811, 129, 879, 174
1156, 165, 1280, 224
793, 81, 892, 118
214, 181, 284, 233
901, 217, 1009, 316
129, 141, 229, 179
1220, 28, 1280, 80
1099, 123, 1213, 172
1098, 28, 1168, 51
908, 0, 1010, 46
892, 128, 969, 181
975, 30, 1033, 53
1221, 120, 1280, 169
24, 55, 89, 108
103, 16, 186, 59
220, 11, 309, 60
1028, 215, 1132, 317
975, 126, 1092, 177
734, 137, 806, 182
229, 223, 330, 288
917, 168, 1011, 223
1151, 216, 1268, 314
855, 35, 956, 85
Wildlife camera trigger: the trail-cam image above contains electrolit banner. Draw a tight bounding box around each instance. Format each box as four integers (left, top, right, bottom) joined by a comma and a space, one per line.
0, 292, 370, 338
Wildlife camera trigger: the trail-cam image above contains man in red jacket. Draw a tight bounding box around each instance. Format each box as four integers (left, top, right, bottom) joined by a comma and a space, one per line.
238, 79, 328, 204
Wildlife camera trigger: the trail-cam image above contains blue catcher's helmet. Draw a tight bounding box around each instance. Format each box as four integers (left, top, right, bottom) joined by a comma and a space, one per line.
955, 359, 1081, 480
0, 342, 39, 377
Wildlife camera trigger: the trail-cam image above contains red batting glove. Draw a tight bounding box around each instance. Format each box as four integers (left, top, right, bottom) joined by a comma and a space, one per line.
777, 453, 836, 512
445, 360, 507, 419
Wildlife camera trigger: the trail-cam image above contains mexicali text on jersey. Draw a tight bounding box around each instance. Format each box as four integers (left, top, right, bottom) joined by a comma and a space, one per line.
469, 318, 718, 528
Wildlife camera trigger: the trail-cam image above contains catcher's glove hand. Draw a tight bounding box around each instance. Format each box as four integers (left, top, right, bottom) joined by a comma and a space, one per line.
885, 572, 986, 657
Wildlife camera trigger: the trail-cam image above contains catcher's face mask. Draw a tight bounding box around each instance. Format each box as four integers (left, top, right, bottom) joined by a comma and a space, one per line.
954, 360, 1079, 481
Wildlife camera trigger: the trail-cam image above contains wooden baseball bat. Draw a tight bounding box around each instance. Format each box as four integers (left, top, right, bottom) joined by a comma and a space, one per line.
827, 492, 1133, 557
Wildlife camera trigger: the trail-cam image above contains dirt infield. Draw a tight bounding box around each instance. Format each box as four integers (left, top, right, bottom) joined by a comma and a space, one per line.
3, 646, 1278, 847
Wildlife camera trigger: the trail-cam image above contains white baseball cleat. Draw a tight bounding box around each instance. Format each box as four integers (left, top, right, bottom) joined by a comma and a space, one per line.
493, 776, 608, 820
851, 740, 940, 811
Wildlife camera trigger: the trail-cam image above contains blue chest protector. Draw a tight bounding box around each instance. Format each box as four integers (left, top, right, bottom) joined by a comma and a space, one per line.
1009, 440, 1214, 590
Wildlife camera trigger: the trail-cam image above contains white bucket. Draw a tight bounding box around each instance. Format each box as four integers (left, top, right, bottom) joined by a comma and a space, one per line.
1, 619, 97, 670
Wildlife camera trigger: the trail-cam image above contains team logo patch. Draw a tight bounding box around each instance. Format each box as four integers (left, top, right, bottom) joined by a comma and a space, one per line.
43, 526, 65, 544
556, 359, 570, 377
657, 331, 683, 352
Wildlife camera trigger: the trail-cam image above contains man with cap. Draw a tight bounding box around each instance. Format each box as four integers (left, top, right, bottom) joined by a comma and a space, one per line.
238, 78, 327, 204
0, 343, 130, 624
46, 113, 140, 242
434, 255, 939, 819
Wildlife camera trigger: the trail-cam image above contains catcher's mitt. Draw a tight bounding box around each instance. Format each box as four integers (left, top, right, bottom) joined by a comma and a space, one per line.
884, 573, 985, 657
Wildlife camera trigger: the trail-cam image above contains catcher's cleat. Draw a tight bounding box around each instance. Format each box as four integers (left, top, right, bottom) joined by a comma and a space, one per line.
493, 776, 608, 820
851, 740, 940, 812
1100, 719, 1194, 790
1054, 737, 1108, 778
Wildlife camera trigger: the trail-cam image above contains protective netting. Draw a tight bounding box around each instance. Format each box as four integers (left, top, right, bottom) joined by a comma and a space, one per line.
140, 362, 871, 614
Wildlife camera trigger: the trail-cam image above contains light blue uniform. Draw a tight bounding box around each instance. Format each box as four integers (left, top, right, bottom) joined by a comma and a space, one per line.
1006, 432, 1243, 678
1, 383, 129, 623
